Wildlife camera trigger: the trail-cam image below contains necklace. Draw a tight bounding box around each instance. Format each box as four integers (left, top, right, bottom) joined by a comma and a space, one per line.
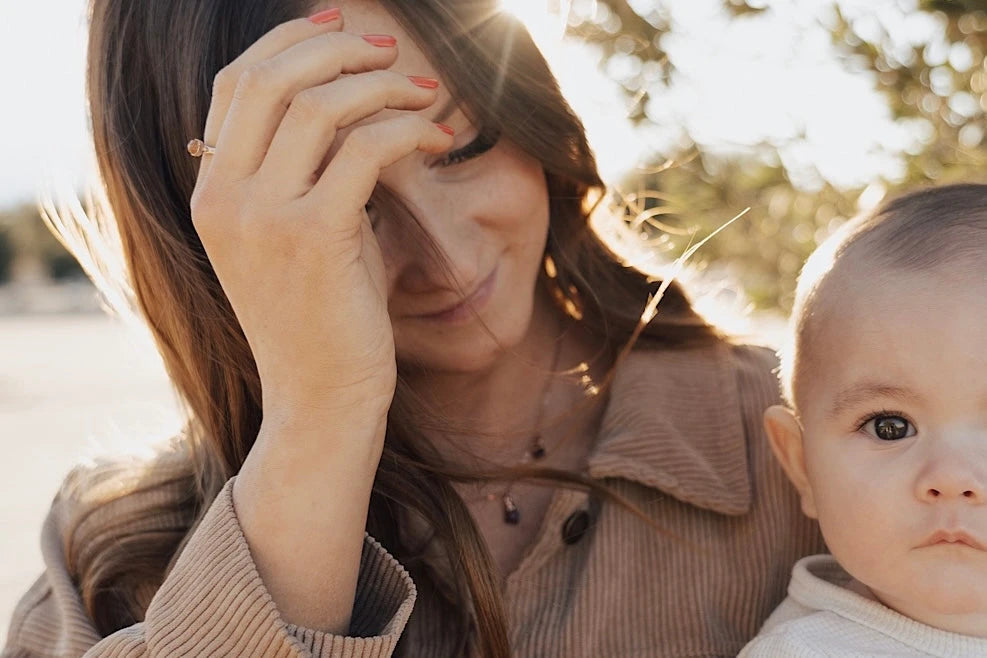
487, 331, 567, 525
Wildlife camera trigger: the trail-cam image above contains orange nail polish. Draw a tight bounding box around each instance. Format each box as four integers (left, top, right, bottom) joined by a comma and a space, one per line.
308, 8, 341, 24
409, 76, 439, 89
435, 123, 455, 136
362, 34, 397, 47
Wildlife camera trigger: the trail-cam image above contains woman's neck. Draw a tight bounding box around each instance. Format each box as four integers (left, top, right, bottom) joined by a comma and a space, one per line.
403, 285, 605, 472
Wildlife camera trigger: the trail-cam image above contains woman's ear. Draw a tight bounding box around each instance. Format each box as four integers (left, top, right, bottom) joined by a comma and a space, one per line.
763, 405, 818, 519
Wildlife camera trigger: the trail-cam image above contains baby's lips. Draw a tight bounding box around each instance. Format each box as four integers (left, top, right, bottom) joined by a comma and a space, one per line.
917, 529, 987, 551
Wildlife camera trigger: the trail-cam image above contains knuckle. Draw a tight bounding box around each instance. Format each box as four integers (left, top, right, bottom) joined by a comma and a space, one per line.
285, 87, 323, 123
340, 127, 379, 164
404, 114, 431, 134
321, 30, 349, 48
212, 65, 239, 98
267, 20, 297, 44
189, 186, 220, 233
234, 61, 277, 100
190, 178, 242, 236
262, 21, 299, 46
377, 70, 414, 99
366, 69, 396, 86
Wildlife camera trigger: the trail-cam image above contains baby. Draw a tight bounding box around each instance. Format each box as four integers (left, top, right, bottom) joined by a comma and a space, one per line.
740, 183, 987, 656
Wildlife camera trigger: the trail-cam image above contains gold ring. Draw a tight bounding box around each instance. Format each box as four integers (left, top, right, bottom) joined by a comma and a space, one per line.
186, 139, 216, 158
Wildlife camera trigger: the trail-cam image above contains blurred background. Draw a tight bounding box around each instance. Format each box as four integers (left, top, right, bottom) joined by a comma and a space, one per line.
1, 0, 985, 645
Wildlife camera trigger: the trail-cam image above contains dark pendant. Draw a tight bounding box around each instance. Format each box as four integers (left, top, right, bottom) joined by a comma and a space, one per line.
503, 494, 521, 525
531, 438, 546, 460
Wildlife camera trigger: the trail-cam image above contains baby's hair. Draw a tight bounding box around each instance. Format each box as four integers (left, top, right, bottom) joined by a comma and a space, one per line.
779, 182, 987, 409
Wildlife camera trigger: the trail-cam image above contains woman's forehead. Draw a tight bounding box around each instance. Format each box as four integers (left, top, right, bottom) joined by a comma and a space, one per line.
321, 0, 460, 133
335, 0, 439, 78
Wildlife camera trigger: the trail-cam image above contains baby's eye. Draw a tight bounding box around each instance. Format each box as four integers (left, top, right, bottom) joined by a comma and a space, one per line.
861, 414, 916, 441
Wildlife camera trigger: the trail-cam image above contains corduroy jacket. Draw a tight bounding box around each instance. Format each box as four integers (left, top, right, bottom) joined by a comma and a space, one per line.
3, 341, 825, 657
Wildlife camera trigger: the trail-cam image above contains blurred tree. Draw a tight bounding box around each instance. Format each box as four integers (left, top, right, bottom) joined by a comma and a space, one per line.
834, 0, 986, 183
569, 0, 986, 311
0, 226, 13, 283
0, 204, 84, 283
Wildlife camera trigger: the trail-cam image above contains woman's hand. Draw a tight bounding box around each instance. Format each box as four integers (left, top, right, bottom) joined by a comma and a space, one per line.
190, 10, 452, 422
186, 11, 453, 632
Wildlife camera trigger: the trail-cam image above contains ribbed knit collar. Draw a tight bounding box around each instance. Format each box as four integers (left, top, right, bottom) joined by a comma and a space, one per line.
789, 555, 987, 655
588, 340, 753, 516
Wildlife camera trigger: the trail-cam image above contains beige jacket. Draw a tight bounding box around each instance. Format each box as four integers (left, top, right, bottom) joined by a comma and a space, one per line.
3, 342, 824, 657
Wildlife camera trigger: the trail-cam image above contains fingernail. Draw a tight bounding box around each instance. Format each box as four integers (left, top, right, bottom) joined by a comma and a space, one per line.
435, 123, 455, 136
362, 34, 397, 47
409, 76, 440, 89
308, 8, 342, 24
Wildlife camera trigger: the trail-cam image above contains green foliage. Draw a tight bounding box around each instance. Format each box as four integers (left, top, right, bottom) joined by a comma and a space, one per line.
830, 2, 986, 183
573, 0, 987, 311
616, 156, 861, 310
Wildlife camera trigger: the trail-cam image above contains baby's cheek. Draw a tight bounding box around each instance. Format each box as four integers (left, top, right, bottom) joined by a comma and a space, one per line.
814, 465, 901, 583
810, 456, 879, 540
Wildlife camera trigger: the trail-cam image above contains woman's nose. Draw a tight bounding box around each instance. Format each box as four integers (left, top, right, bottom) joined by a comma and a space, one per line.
377, 186, 480, 295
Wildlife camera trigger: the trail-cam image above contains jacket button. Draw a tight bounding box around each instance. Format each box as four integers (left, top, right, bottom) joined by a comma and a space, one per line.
561, 510, 591, 545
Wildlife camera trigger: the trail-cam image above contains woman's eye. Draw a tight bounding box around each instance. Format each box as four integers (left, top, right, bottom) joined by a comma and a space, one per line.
435, 130, 499, 167
861, 414, 916, 441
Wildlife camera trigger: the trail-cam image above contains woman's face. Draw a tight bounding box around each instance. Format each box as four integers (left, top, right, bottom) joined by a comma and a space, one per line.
330, 0, 551, 374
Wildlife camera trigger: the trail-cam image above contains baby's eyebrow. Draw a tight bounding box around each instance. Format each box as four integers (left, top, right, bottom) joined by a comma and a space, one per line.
829, 382, 919, 419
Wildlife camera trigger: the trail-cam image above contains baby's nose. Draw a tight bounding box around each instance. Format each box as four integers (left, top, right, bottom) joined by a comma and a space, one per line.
919, 483, 982, 503
916, 461, 985, 504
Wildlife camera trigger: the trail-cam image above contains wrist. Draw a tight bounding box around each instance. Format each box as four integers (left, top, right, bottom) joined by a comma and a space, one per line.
243, 405, 387, 481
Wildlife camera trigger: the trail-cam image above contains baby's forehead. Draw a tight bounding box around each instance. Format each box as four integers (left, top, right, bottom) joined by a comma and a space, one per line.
791, 253, 985, 411
811, 248, 984, 315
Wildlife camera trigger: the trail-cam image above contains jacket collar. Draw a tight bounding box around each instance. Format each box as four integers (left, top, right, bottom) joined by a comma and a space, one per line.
587, 341, 752, 516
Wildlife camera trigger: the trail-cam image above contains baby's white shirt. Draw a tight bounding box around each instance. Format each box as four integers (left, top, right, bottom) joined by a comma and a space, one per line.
738, 554, 987, 657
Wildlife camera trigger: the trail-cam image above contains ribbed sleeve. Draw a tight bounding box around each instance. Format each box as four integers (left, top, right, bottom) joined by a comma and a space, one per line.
3, 478, 416, 658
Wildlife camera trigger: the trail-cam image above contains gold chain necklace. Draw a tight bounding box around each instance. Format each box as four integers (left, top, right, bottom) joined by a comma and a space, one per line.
485, 332, 567, 525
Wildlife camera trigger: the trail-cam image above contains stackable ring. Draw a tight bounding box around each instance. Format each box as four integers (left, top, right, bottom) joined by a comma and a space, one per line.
186, 138, 216, 158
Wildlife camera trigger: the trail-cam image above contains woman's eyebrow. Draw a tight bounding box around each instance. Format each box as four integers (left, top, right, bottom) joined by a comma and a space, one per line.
829, 382, 918, 419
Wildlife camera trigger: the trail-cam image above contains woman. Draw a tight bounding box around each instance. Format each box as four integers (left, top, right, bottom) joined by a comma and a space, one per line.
3, 0, 823, 656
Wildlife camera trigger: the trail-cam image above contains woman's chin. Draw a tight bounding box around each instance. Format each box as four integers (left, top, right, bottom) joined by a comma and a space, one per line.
396, 328, 513, 374
395, 306, 534, 375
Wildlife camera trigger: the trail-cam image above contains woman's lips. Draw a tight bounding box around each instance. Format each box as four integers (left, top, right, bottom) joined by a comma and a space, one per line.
417, 265, 498, 325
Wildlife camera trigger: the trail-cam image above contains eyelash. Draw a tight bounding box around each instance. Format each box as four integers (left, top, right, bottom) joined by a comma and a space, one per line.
435, 130, 499, 167
855, 409, 916, 439
366, 130, 500, 226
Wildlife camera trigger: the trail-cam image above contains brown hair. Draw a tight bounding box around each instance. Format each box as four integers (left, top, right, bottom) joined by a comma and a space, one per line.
54, 0, 722, 654
782, 182, 987, 409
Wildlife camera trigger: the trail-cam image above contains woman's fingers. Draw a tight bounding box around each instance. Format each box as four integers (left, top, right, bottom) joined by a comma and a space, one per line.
308, 114, 454, 230
198, 12, 346, 180
257, 71, 443, 196
211, 32, 403, 182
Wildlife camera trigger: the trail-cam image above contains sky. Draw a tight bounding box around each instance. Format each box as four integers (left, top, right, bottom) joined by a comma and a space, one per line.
0, 0, 936, 210
1, 0, 92, 209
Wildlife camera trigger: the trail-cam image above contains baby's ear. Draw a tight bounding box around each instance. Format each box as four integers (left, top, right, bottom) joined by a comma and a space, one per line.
763, 405, 818, 519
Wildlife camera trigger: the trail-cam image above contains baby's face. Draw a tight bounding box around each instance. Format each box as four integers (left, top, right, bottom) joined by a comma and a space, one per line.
793, 260, 987, 635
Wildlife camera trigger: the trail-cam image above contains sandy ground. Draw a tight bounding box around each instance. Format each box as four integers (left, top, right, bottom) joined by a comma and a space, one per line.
0, 312, 182, 647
